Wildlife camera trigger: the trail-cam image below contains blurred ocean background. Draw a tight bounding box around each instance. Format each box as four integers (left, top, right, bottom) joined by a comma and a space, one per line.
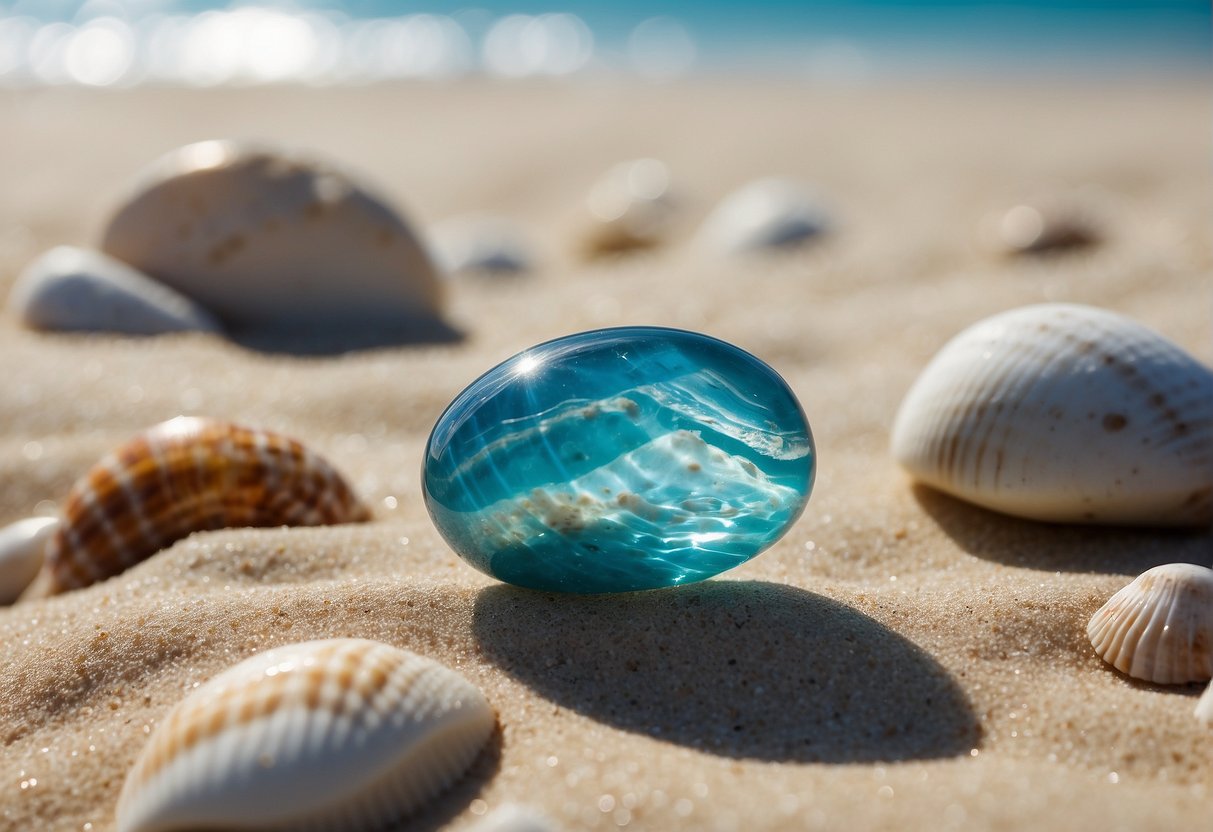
0, 0, 1208, 87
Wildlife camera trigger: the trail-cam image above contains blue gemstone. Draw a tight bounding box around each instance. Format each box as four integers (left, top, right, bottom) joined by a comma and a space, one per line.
423, 327, 815, 593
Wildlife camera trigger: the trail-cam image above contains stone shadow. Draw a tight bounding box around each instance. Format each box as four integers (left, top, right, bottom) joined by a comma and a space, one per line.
472, 580, 980, 764
229, 317, 464, 356
398, 723, 503, 832
913, 484, 1213, 575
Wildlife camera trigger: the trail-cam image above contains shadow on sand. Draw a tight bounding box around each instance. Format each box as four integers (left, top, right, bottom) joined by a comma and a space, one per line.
472, 580, 980, 764
913, 484, 1213, 575
400, 724, 503, 832
229, 317, 464, 357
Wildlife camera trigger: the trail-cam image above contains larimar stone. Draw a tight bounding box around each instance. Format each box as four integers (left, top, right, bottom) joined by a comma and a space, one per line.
423, 327, 815, 593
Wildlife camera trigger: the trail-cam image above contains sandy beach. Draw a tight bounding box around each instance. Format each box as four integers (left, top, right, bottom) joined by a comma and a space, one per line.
0, 78, 1210, 831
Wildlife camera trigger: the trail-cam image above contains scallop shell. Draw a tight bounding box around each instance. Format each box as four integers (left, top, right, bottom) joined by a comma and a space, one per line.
100, 140, 443, 331
1196, 680, 1213, 726
116, 638, 495, 832
0, 517, 59, 604
890, 304, 1213, 525
429, 215, 532, 276
1087, 563, 1213, 685
7, 246, 221, 335
28, 417, 370, 596
580, 158, 677, 258
694, 178, 827, 255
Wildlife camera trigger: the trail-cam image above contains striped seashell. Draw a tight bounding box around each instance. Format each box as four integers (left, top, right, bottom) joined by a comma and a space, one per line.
116, 638, 495, 832
1087, 563, 1213, 685
891, 304, 1213, 526
30, 417, 370, 596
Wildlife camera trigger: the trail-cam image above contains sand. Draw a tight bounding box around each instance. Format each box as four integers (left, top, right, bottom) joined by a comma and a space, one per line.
0, 79, 1210, 831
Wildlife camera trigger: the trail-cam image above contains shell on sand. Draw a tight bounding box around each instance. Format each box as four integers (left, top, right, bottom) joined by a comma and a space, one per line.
100, 140, 443, 331
27, 417, 370, 597
694, 178, 827, 255
580, 158, 677, 258
890, 304, 1213, 526
981, 199, 1099, 256
116, 638, 495, 832
0, 516, 59, 604
465, 804, 561, 832
429, 215, 533, 276
1087, 563, 1213, 685
7, 246, 221, 335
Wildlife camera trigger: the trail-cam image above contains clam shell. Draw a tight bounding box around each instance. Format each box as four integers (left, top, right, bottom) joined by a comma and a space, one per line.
7, 246, 221, 335
695, 178, 827, 255
29, 417, 370, 596
100, 140, 443, 331
429, 215, 532, 276
891, 304, 1213, 525
1087, 563, 1213, 685
1196, 680, 1213, 726
580, 158, 676, 258
116, 638, 495, 832
0, 516, 59, 604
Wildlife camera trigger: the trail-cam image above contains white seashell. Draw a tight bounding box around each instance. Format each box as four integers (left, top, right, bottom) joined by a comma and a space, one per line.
580, 158, 676, 258
1196, 680, 1213, 726
116, 638, 495, 832
0, 517, 59, 604
7, 246, 220, 335
100, 140, 443, 331
465, 804, 561, 832
695, 178, 828, 255
429, 215, 533, 276
891, 304, 1213, 526
982, 200, 1098, 256
1087, 563, 1213, 685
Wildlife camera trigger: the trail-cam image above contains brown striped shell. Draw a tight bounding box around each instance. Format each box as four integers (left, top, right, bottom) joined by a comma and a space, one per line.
32, 417, 370, 595
116, 638, 495, 832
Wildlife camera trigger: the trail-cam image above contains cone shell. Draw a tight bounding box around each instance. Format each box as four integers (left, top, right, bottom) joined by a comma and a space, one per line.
116, 639, 495, 832
100, 140, 443, 331
32, 417, 370, 596
891, 304, 1213, 525
0, 516, 59, 604
1087, 563, 1213, 685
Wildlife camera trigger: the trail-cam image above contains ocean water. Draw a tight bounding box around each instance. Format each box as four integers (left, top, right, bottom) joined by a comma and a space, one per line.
0, 0, 1207, 86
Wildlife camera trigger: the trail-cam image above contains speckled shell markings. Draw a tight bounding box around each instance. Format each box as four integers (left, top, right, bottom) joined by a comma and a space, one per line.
116, 638, 495, 832
890, 304, 1213, 525
1087, 563, 1213, 685
0, 516, 59, 604
100, 140, 443, 330
33, 417, 370, 596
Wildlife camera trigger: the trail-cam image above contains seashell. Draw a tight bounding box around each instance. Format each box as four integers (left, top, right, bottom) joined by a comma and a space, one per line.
695, 178, 827, 255
7, 246, 220, 335
466, 804, 561, 832
891, 303, 1213, 526
429, 215, 533, 276
982, 199, 1098, 256
26, 417, 370, 597
116, 638, 495, 832
580, 158, 677, 258
1196, 680, 1213, 726
0, 516, 59, 604
1087, 563, 1213, 684
100, 140, 443, 332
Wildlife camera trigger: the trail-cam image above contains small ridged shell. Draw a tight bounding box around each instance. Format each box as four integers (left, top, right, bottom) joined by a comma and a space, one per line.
1087, 563, 1213, 685
116, 639, 495, 832
32, 417, 370, 596
0, 517, 59, 604
1196, 681, 1213, 726
694, 178, 827, 255
7, 246, 221, 335
580, 158, 676, 258
100, 140, 443, 331
891, 304, 1213, 525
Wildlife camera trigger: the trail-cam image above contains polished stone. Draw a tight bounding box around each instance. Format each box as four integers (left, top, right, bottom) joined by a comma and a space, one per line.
423, 327, 815, 593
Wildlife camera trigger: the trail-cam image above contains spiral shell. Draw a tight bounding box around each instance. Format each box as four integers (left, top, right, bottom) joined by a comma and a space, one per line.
32, 417, 370, 596
891, 304, 1213, 526
116, 639, 495, 832
1087, 563, 1213, 685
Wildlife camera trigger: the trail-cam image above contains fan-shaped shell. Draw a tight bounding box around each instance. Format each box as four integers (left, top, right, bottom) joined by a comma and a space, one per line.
0, 517, 59, 604
29, 417, 370, 596
8, 246, 220, 335
1087, 563, 1213, 684
100, 140, 443, 331
116, 639, 495, 832
891, 304, 1213, 525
